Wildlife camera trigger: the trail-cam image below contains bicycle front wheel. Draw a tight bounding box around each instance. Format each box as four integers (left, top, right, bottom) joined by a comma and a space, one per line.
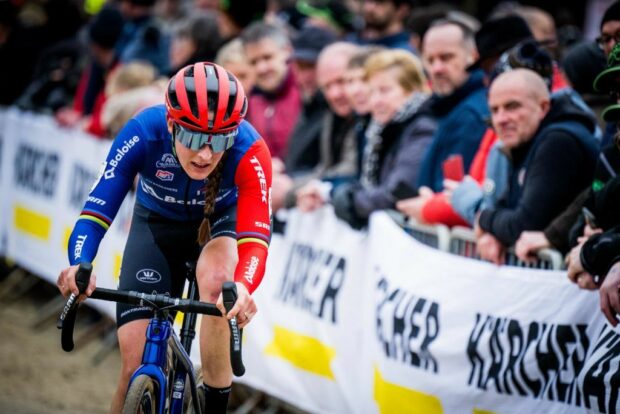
122, 374, 159, 414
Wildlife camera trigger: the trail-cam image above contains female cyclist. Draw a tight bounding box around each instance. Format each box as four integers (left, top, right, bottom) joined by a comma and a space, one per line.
56, 62, 272, 413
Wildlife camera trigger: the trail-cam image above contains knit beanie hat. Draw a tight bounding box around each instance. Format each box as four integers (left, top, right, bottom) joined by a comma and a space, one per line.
601, 1, 620, 29
88, 7, 124, 49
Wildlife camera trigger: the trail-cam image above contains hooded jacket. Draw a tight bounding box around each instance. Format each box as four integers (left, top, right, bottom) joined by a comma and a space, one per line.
478, 92, 599, 245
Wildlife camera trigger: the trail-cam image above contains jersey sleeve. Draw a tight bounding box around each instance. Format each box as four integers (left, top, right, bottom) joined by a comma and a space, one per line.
233, 138, 273, 293
67, 119, 147, 265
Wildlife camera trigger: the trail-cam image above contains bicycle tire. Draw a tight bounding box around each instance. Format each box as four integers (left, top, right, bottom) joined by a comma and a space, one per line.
183, 368, 203, 414
122, 374, 159, 414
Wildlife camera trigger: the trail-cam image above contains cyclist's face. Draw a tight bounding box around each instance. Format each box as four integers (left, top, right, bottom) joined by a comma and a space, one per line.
168, 119, 224, 180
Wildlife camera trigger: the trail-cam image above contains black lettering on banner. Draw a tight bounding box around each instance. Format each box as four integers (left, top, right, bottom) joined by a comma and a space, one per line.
14, 144, 59, 198
277, 242, 345, 323
375, 276, 439, 373
467, 313, 589, 407
580, 325, 620, 413
68, 164, 97, 209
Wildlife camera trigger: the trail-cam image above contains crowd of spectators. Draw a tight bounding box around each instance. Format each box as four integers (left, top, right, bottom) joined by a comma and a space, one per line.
2, 0, 620, 319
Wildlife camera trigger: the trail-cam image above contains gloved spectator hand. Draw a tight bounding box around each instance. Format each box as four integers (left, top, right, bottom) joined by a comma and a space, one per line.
331, 182, 366, 230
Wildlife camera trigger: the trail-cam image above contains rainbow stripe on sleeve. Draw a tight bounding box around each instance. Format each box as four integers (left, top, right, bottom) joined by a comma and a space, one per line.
237, 231, 269, 249
78, 209, 113, 231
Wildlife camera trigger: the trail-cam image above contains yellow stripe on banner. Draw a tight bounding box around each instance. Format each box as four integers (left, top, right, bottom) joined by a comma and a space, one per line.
374, 365, 443, 414
264, 326, 336, 379
473, 409, 496, 414
14, 205, 52, 240
113, 253, 122, 283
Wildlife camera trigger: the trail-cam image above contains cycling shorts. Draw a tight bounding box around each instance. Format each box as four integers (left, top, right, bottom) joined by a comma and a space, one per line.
116, 202, 237, 327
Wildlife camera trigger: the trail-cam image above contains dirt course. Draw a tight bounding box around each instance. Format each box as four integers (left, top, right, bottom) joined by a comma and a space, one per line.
0, 276, 120, 414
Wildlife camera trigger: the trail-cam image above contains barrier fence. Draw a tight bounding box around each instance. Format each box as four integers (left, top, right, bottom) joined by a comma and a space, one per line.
1, 108, 619, 413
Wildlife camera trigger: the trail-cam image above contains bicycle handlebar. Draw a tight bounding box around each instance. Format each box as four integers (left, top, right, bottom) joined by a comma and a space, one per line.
57, 262, 245, 376
90, 289, 222, 316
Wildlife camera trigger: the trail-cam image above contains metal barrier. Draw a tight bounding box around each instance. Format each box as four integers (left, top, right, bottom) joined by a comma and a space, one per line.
386, 210, 450, 252
389, 215, 566, 271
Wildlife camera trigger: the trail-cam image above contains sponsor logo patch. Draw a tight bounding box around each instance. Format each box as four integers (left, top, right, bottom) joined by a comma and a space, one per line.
136, 268, 162, 283
249, 156, 268, 203
156, 170, 174, 181
156, 153, 179, 168
104, 136, 140, 179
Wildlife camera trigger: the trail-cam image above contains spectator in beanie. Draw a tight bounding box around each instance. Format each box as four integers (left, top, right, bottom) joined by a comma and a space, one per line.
284, 26, 337, 177
168, 11, 223, 75
216, 0, 267, 41
55, 6, 125, 137
116, 0, 171, 75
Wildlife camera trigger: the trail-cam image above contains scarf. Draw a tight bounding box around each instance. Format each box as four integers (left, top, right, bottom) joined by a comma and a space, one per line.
360, 91, 429, 187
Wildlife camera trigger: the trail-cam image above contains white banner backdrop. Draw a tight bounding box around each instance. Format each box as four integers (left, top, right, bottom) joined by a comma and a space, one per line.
359, 212, 606, 414
0, 109, 133, 315
1, 109, 619, 414
239, 206, 368, 414
237, 210, 612, 414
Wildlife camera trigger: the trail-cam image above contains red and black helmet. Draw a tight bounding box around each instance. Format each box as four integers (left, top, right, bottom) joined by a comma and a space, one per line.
165, 62, 248, 133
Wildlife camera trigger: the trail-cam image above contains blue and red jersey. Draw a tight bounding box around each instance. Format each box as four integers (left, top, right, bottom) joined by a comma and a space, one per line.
68, 105, 272, 293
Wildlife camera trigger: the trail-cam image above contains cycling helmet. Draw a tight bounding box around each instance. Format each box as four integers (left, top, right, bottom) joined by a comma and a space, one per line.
165, 62, 248, 133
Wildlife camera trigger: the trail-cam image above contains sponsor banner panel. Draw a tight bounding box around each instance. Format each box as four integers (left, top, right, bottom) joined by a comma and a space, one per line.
1, 110, 131, 315
361, 212, 606, 414
238, 207, 368, 414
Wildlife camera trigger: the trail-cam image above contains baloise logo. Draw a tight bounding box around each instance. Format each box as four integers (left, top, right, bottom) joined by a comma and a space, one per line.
136, 268, 162, 283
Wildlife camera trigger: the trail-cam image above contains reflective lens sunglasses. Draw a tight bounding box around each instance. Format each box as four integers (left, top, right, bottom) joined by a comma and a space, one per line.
174, 123, 237, 153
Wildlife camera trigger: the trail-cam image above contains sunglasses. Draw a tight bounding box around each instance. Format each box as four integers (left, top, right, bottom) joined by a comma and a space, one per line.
597, 32, 620, 49
174, 123, 237, 153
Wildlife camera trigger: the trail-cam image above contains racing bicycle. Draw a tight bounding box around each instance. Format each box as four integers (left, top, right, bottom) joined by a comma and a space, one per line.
57, 261, 245, 413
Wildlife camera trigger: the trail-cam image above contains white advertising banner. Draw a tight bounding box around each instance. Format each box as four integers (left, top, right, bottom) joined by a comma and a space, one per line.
239, 206, 368, 414
358, 212, 606, 414
0, 110, 133, 315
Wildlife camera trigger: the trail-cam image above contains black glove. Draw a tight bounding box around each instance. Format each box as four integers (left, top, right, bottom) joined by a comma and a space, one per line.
331, 183, 367, 230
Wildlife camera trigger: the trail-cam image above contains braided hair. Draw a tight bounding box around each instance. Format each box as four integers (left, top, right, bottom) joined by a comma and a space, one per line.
197, 154, 226, 245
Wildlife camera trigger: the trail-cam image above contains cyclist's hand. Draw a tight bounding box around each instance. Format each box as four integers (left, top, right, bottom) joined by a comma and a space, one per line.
57, 265, 97, 300
218, 282, 257, 329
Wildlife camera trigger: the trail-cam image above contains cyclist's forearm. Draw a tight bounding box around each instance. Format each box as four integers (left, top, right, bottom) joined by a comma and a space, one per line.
67, 219, 107, 265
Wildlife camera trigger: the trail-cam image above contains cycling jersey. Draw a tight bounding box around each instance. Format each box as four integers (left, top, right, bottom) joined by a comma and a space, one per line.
67, 104, 273, 293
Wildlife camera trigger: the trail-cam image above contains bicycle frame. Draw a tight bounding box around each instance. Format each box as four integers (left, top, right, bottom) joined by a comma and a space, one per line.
127, 270, 203, 414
